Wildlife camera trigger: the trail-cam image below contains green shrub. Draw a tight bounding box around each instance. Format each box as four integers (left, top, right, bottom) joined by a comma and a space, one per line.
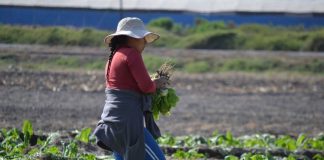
267, 36, 302, 51
1, 20, 324, 51
238, 35, 270, 50
235, 24, 311, 51
46, 28, 64, 45
0, 54, 18, 62
220, 59, 249, 71
219, 58, 283, 72
237, 24, 274, 35
78, 28, 104, 46
289, 59, 324, 74
57, 27, 81, 46
52, 57, 80, 68
0, 25, 29, 43
178, 30, 237, 49
191, 18, 226, 33
171, 23, 187, 36
23, 27, 53, 44
307, 59, 324, 73
143, 54, 166, 73
0, 25, 107, 46
304, 31, 324, 51
148, 27, 181, 48
84, 60, 105, 70
148, 17, 174, 31
184, 61, 210, 73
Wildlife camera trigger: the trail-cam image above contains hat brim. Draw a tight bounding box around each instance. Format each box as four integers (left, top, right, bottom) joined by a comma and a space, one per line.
104, 30, 159, 45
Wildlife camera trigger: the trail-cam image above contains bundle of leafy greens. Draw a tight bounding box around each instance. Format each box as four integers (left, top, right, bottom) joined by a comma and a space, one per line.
151, 62, 180, 120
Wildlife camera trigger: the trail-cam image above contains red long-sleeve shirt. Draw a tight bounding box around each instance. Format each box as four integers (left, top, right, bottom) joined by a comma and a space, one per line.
105, 46, 156, 94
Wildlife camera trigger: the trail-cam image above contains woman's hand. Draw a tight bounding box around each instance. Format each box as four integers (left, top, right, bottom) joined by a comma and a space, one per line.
153, 76, 169, 89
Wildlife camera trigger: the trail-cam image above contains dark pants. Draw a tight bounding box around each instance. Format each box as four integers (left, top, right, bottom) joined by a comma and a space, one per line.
113, 128, 166, 160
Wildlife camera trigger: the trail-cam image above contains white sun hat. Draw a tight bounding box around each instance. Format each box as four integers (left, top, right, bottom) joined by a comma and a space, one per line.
104, 17, 160, 45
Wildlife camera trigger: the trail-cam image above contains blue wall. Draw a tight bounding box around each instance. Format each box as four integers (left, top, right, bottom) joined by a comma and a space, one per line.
1, 6, 324, 30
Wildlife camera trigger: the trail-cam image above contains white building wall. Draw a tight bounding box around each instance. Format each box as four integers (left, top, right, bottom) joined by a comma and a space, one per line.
0, 0, 323, 14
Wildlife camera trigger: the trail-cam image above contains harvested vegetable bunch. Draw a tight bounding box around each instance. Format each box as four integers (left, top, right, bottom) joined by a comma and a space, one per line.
151, 62, 180, 120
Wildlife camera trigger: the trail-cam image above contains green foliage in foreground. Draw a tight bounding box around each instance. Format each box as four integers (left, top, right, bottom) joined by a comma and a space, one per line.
0, 120, 102, 160
172, 149, 206, 159
157, 131, 324, 151
1, 121, 324, 159
224, 153, 324, 160
160, 131, 324, 159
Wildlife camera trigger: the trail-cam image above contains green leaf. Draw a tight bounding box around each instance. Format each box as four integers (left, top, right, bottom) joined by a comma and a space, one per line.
172, 149, 205, 159
296, 133, 307, 148
157, 133, 176, 146
210, 134, 226, 145
44, 146, 60, 155
250, 154, 268, 160
75, 128, 92, 143
22, 120, 33, 137
212, 130, 219, 137
275, 135, 297, 151
226, 131, 233, 142
79, 153, 97, 160
63, 140, 78, 158
10, 143, 25, 155
22, 120, 33, 145
225, 155, 239, 160
27, 147, 40, 156
172, 149, 187, 158
188, 148, 205, 158
151, 86, 179, 120
287, 139, 297, 151
313, 154, 324, 160
0, 150, 5, 156
240, 153, 253, 160
285, 154, 297, 160
1, 128, 7, 138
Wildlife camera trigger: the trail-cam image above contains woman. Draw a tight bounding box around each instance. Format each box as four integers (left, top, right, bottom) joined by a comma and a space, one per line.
93, 17, 168, 160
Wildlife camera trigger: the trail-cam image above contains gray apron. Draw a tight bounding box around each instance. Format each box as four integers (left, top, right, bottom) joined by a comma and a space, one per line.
93, 89, 161, 160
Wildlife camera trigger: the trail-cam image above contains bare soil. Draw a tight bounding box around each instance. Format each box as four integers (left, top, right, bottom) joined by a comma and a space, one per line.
0, 44, 324, 137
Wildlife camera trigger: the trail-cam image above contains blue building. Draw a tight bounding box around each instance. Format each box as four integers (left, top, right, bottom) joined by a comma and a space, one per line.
1, 0, 324, 30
